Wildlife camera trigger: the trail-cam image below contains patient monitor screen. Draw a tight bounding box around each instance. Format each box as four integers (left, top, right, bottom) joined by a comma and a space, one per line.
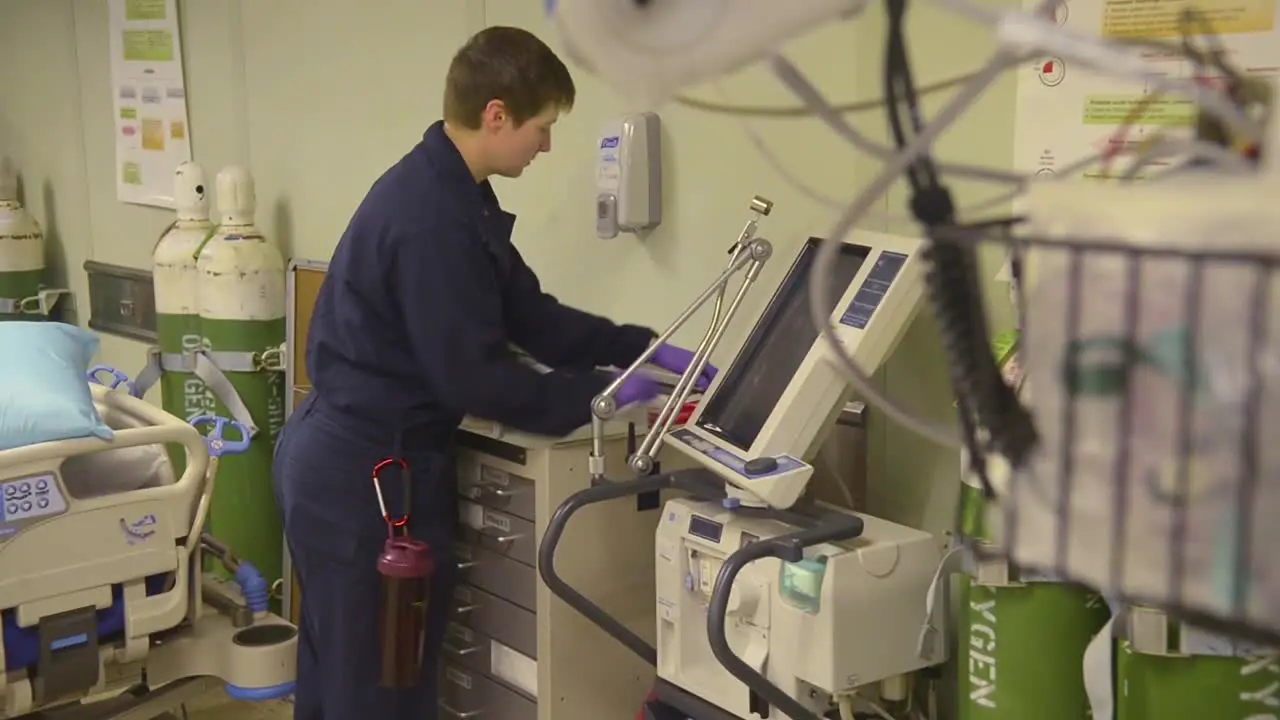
697, 238, 870, 451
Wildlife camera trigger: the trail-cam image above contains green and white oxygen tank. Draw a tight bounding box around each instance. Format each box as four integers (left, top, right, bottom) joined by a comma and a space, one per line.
152, 162, 214, 456
196, 165, 287, 591
0, 159, 47, 322
1116, 606, 1279, 719
957, 453, 1111, 719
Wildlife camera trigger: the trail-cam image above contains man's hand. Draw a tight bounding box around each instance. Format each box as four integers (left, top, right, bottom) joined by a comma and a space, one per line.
649, 344, 718, 391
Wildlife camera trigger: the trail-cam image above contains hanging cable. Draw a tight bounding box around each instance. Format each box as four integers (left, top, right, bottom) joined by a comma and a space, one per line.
672, 70, 985, 119
882, 0, 1039, 468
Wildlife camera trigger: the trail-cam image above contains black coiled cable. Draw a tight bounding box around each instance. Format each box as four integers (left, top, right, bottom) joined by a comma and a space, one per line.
883, 0, 1039, 472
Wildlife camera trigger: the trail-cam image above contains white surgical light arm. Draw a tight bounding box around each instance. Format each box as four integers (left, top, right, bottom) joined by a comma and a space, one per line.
549, 0, 867, 107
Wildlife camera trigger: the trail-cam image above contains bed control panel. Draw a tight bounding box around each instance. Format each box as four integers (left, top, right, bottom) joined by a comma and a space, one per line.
0, 473, 68, 539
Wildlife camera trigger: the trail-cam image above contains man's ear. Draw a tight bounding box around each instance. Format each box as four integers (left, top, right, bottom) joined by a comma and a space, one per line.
480, 99, 510, 131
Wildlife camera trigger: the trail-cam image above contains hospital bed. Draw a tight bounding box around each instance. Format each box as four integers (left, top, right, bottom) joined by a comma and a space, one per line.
0, 380, 297, 718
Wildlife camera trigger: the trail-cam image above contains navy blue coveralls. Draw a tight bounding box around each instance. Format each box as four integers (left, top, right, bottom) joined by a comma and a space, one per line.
273, 121, 657, 719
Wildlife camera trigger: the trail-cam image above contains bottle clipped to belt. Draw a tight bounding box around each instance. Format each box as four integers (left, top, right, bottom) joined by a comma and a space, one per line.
377, 536, 434, 688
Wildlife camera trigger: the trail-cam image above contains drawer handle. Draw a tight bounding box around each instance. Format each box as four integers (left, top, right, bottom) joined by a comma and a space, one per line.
439, 702, 483, 718
479, 485, 525, 498
485, 532, 524, 545
454, 604, 480, 614
457, 560, 480, 570
443, 642, 482, 656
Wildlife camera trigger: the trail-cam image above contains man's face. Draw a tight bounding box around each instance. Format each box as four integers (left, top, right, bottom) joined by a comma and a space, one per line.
480, 101, 559, 179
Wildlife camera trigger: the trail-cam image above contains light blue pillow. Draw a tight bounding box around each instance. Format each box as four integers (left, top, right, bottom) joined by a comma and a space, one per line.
0, 322, 114, 452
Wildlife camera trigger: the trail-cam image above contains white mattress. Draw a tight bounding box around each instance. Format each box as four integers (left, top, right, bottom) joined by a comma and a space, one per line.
58, 403, 177, 499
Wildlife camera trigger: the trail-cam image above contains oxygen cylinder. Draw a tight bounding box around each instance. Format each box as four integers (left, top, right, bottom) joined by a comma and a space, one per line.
958, 461, 1111, 720
196, 166, 287, 593
0, 159, 46, 322
152, 163, 215, 466
1116, 607, 1279, 719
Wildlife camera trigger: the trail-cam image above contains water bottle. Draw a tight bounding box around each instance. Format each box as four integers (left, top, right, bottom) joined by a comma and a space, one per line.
377, 536, 434, 688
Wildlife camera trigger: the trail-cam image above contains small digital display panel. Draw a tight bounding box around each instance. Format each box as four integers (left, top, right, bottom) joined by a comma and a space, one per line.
839, 251, 908, 329
689, 515, 724, 544
696, 238, 870, 451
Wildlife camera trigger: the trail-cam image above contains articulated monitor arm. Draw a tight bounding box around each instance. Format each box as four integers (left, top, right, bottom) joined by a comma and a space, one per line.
587, 196, 775, 482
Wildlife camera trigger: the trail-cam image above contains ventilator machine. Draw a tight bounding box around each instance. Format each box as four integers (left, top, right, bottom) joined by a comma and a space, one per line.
542, 196, 946, 720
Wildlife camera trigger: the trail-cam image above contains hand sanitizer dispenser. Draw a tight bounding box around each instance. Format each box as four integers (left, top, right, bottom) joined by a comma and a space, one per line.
595, 112, 662, 239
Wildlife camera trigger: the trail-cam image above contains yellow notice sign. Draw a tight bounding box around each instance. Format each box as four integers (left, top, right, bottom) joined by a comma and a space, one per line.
1102, 0, 1276, 39
141, 118, 166, 151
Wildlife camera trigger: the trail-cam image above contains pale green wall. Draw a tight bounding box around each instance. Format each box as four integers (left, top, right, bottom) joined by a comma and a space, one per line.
0, 0, 873, 372
0, 0, 254, 368
1, 1, 1022, 715
0, 0, 1018, 619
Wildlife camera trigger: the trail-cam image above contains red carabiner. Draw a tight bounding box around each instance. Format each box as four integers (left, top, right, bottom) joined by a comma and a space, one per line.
372, 458, 411, 536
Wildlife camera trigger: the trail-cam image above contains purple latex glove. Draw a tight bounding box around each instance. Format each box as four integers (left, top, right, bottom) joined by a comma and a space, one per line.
650, 343, 718, 391
614, 372, 661, 407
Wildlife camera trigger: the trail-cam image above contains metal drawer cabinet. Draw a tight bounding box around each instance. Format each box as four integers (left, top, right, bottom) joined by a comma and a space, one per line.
454, 584, 537, 660
458, 500, 538, 567
451, 430, 667, 720
454, 543, 537, 613
443, 622, 537, 698
440, 662, 537, 720
457, 456, 537, 521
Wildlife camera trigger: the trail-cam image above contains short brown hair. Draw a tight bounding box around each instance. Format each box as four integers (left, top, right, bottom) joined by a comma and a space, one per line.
443, 26, 576, 129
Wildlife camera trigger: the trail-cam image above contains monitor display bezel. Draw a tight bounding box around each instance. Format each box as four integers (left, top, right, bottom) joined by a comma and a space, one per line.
694, 237, 871, 453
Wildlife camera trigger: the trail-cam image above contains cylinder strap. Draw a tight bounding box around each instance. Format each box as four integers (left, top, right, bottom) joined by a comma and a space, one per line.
0, 288, 71, 315
974, 554, 1019, 587
1083, 614, 1119, 720
191, 353, 258, 437
1087, 604, 1280, 720
159, 350, 266, 373
1127, 605, 1173, 655
133, 349, 163, 398
133, 346, 281, 437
